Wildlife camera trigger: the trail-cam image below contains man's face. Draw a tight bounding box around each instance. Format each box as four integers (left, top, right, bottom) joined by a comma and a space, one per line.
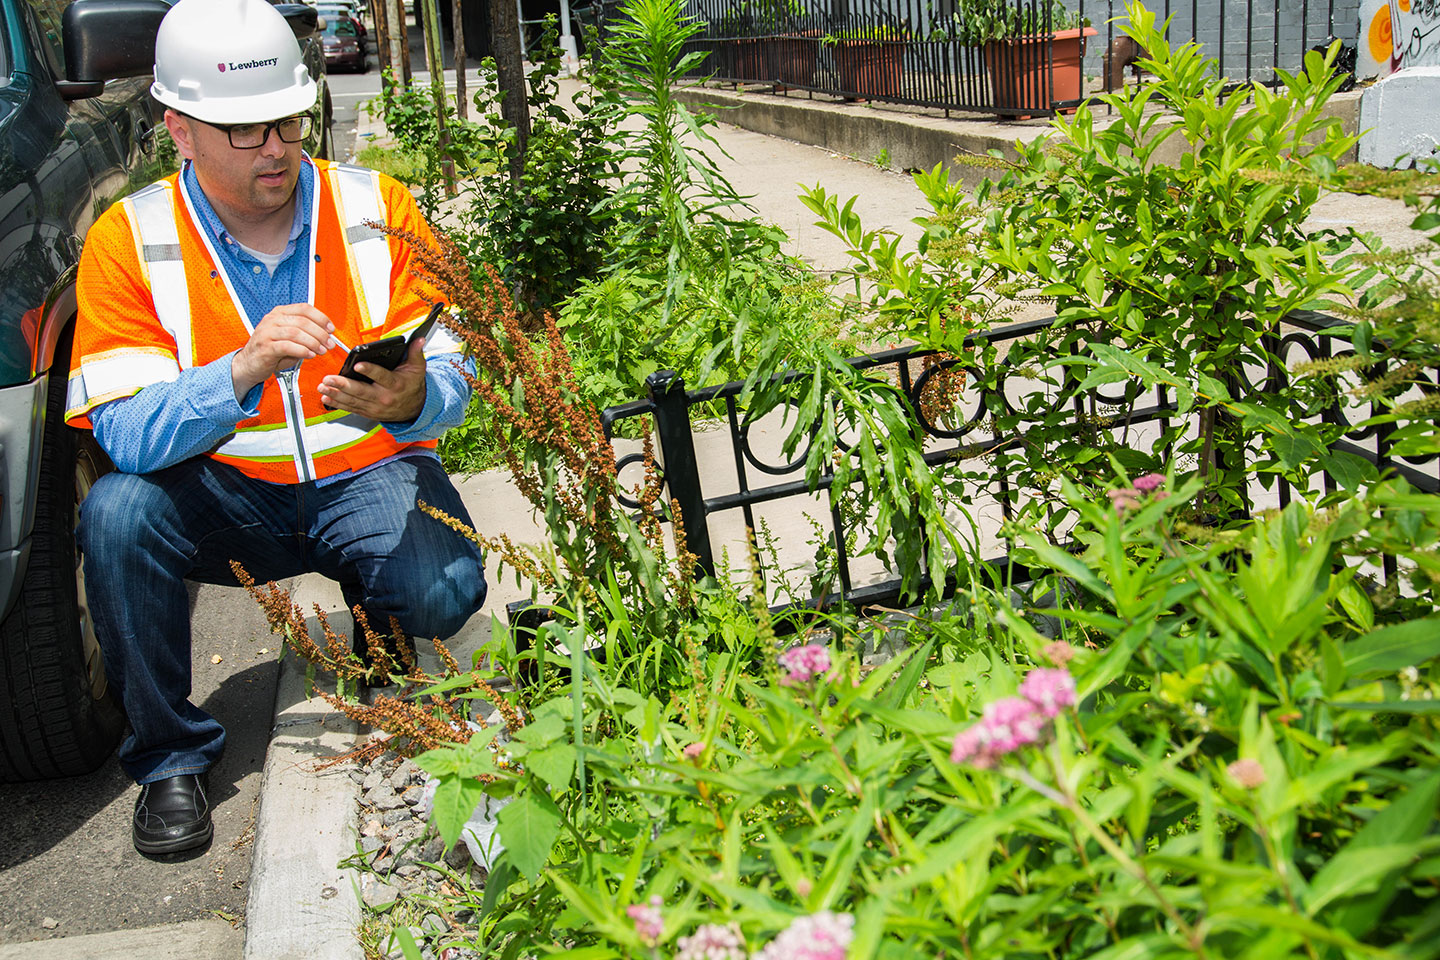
165, 110, 303, 220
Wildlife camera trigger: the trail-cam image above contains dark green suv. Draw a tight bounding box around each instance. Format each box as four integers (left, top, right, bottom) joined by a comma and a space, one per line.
0, 0, 332, 781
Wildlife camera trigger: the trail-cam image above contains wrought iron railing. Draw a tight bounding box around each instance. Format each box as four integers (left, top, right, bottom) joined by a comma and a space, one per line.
590, 0, 1361, 117
505, 310, 1437, 663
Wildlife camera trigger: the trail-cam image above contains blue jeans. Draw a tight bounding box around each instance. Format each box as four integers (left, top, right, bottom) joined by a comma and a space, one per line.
78, 454, 487, 784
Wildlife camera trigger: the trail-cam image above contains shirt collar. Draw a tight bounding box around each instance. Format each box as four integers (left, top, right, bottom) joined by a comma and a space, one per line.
181, 154, 314, 251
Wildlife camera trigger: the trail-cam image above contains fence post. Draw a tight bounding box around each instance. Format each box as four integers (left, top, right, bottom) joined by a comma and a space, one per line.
646, 370, 716, 579
505, 599, 548, 684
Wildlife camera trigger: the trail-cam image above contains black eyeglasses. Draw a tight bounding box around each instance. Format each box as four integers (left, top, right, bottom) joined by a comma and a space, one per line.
193, 114, 313, 149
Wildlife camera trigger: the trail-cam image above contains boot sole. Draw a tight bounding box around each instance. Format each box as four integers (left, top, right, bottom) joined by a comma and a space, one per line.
134, 819, 214, 856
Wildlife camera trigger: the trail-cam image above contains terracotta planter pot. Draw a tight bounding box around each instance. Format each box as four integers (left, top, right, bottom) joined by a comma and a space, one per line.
730, 37, 764, 81
833, 40, 906, 99
986, 26, 1097, 118
761, 33, 818, 87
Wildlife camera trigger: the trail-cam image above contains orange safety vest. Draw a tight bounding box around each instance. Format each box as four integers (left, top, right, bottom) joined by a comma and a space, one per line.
65, 157, 465, 483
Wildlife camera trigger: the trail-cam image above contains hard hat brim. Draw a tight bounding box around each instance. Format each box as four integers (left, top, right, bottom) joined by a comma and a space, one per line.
151, 76, 319, 125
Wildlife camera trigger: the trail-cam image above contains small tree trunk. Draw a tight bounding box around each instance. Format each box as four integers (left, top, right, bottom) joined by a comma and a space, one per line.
419, 0, 455, 194
453, 0, 468, 120
372, 0, 392, 78
488, 0, 529, 184
397, 0, 412, 84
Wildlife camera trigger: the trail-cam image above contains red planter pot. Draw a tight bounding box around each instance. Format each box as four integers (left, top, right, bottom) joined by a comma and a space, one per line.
762, 34, 818, 87
986, 26, 1097, 118
731, 37, 764, 81
833, 40, 907, 99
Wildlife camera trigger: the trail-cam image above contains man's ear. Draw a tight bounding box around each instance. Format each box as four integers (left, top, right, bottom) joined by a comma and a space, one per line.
164, 110, 197, 161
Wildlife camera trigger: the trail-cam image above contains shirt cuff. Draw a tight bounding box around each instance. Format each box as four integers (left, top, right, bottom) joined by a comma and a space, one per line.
216, 350, 263, 417
383, 356, 473, 443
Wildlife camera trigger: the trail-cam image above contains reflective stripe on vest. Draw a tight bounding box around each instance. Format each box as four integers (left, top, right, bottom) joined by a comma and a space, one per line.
326, 163, 392, 331
128, 182, 195, 367
218, 409, 384, 461
66, 348, 181, 416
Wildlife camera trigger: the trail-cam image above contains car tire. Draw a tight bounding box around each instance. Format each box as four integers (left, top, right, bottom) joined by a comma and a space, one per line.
0, 334, 123, 782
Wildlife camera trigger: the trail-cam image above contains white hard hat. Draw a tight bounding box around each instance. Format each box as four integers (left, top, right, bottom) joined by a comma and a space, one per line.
151, 0, 318, 124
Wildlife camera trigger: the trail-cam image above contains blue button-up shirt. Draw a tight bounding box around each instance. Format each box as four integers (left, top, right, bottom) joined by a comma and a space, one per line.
89, 157, 473, 480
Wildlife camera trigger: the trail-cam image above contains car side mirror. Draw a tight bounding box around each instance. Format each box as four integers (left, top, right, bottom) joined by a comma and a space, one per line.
56, 0, 171, 101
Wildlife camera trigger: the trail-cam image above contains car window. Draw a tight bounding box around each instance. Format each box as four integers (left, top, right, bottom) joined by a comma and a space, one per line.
323, 19, 358, 36
24, 0, 65, 78
0, 10, 11, 82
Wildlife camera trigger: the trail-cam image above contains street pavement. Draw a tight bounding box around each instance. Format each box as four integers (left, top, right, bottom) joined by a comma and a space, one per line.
0, 18, 1425, 959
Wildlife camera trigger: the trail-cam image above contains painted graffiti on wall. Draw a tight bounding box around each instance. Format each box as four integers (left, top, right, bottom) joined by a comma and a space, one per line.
1358, 0, 1440, 76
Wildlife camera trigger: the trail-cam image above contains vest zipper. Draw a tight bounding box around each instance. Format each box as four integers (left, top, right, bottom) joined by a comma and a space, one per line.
277, 365, 314, 483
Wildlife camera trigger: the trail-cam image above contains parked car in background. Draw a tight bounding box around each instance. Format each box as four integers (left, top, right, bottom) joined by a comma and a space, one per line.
0, 0, 333, 783
317, 0, 367, 38
321, 15, 368, 71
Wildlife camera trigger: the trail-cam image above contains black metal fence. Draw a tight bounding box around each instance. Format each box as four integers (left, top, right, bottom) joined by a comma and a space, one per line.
601, 0, 1363, 116
506, 310, 1436, 660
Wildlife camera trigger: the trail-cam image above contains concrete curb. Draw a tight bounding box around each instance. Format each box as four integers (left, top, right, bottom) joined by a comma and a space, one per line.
241, 656, 363, 960
0, 919, 242, 959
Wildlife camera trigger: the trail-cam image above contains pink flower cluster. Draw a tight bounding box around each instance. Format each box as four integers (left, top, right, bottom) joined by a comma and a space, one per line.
1108, 472, 1169, 515
1227, 758, 1266, 789
778, 645, 832, 687
951, 668, 1077, 768
1020, 668, 1078, 717
627, 894, 664, 945
754, 911, 854, 960
674, 922, 746, 960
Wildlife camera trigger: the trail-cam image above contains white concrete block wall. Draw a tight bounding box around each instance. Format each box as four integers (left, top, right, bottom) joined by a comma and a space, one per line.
1358, 66, 1440, 168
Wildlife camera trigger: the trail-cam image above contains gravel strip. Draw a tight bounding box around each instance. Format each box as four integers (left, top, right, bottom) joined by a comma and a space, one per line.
349, 750, 486, 960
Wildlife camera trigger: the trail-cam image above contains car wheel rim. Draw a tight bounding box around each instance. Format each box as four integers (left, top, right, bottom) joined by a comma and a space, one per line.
74, 446, 107, 701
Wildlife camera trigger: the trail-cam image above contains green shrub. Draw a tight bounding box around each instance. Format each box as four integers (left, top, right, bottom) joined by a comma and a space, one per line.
409, 477, 1439, 959
450, 21, 623, 315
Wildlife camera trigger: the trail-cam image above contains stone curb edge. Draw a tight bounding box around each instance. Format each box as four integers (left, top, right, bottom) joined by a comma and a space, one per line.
242, 655, 364, 960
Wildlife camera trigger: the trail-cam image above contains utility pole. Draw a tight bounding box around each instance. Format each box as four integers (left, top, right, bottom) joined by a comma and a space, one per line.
396, 0, 412, 84
371, 0, 392, 78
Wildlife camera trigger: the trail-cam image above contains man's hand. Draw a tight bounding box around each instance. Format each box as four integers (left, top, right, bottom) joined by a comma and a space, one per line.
232, 304, 337, 400
318, 335, 428, 422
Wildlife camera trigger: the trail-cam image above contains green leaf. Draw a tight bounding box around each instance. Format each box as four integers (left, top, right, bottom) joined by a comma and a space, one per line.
1309, 771, 1440, 931
1271, 432, 1319, 471
497, 790, 563, 878
526, 743, 576, 793
1335, 581, 1374, 632
392, 925, 424, 960
1308, 841, 1440, 916
1088, 342, 1167, 386
1317, 450, 1375, 492
1411, 211, 1440, 232
1329, 699, 1440, 714
515, 712, 567, 747
428, 776, 490, 851
1343, 617, 1440, 678
1074, 367, 1130, 393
